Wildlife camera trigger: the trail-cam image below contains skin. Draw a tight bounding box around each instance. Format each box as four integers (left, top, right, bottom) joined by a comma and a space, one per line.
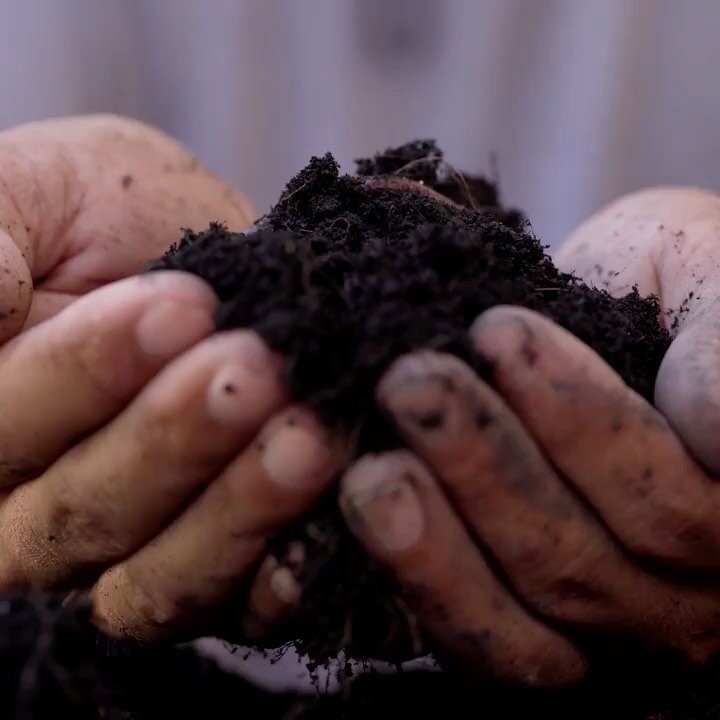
1, 115, 720, 685
341, 187, 720, 686
0, 115, 346, 641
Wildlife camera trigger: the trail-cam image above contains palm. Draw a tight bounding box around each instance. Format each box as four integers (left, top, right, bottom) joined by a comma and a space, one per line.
556, 187, 720, 472
0, 115, 254, 335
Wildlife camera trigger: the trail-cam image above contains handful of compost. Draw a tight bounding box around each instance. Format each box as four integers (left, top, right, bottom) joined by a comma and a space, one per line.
148, 140, 669, 666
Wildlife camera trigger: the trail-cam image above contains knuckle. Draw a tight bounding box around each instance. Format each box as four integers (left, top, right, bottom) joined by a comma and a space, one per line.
134, 393, 218, 469
135, 394, 182, 442
516, 547, 610, 623
530, 577, 606, 624
47, 315, 129, 402
622, 503, 717, 566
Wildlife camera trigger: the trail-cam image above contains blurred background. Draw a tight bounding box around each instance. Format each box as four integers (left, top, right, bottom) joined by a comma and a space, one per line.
2, 0, 719, 248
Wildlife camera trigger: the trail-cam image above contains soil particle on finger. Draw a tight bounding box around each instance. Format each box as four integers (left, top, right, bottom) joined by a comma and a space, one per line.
148, 139, 671, 664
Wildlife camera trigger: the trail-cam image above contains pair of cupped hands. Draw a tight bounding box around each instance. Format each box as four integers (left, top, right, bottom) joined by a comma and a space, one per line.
2, 115, 720, 686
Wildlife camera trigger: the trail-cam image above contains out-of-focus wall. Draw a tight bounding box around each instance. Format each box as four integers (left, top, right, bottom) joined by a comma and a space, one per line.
1, 0, 719, 249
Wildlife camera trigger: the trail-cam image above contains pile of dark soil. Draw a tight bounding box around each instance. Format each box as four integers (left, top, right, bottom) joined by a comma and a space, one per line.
150, 139, 670, 664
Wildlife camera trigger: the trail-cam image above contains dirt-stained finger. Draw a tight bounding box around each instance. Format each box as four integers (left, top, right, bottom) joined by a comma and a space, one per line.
341, 451, 588, 687
92, 407, 346, 640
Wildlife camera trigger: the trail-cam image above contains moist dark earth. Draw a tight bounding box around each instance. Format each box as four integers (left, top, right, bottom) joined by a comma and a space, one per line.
3, 140, 706, 719
148, 139, 670, 664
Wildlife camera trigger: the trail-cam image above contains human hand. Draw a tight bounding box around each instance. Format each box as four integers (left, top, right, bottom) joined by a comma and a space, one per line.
557, 187, 720, 473
339, 188, 720, 687
0, 115, 346, 641
0, 114, 255, 336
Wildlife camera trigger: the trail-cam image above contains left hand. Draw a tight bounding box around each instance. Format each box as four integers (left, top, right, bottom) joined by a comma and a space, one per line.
0, 115, 341, 644
339, 189, 720, 687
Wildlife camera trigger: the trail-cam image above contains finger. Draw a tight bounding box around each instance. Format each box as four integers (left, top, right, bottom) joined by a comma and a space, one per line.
0, 228, 32, 341
0, 330, 286, 588
376, 350, 720, 664
239, 538, 309, 641
554, 188, 720, 489
0, 155, 35, 340
239, 551, 304, 641
340, 451, 587, 687
0, 270, 216, 485
655, 312, 720, 474
22, 291, 77, 330
377, 351, 642, 626
91, 407, 345, 640
471, 306, 720, 569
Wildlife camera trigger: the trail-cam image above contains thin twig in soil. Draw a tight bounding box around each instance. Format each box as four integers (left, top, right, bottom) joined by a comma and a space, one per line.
443, 162, 480, 211
325, 216, 351, 234
391, 153, 442, 178
277, 180, 312, 206
279, 221, 311, 237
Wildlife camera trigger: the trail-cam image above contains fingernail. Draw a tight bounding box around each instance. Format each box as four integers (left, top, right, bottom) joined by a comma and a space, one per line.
381, 375, 456, 437
379, 353, 455, 417
269, 566, 301, 605
343, 469, 424, 552
261, 413, 333, 489
206, 335, 282, 424
136, 300, 213, 357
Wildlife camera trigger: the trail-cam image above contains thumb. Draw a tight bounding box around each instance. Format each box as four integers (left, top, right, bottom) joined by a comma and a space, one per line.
0, 227, 32, 342
655, 304, 720, 474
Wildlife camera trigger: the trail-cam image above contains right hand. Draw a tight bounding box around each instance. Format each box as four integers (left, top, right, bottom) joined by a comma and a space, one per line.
0, 115, 346, 641
338, 186, 720, 687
